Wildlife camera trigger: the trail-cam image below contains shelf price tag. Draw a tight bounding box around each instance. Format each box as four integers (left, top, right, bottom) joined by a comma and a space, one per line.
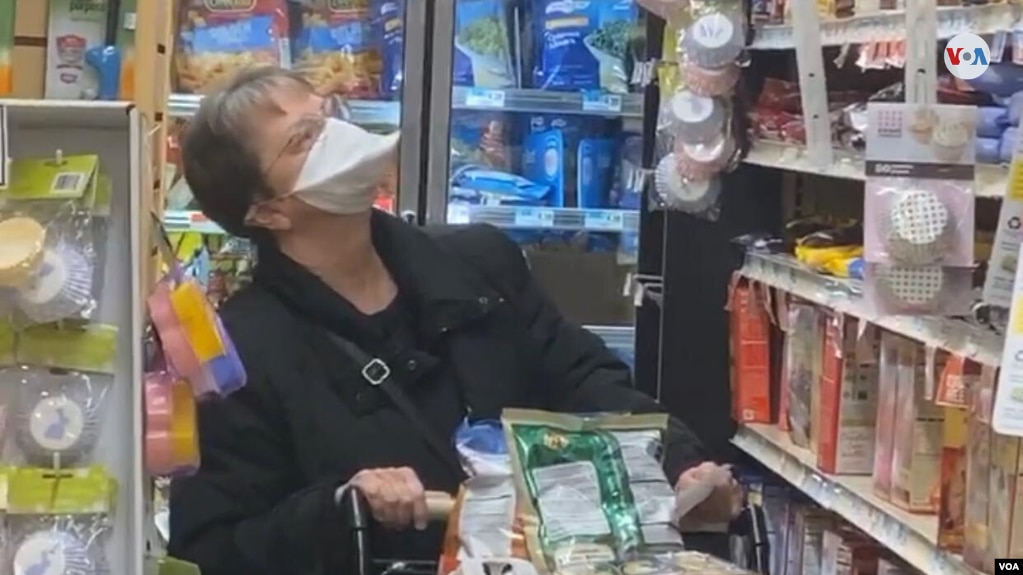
465, 88, 506, 109
584, 210, 624, 231
582, 91, 623, 113
447, 204, 471, 225
0, 105, 7, 189
514, 207, 555, 228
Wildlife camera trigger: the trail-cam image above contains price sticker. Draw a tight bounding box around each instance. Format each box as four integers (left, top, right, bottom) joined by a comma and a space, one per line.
0, 105, 7, 189
584, 210, 624, 231
465, 88, 506, 109
447, 204, 471, 225
582, 91, 623, 113
514, 207, 555, 228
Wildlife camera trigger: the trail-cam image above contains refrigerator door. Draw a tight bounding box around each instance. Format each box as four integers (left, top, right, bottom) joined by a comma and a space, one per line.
424, 0, 648, 329
165, 0, 429, 232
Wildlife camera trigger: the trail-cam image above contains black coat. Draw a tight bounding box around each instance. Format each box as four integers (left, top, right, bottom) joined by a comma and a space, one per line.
167, 211, 708, 575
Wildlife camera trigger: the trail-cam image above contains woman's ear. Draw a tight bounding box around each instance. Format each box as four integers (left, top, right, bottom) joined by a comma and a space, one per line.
245, 200, 293, 232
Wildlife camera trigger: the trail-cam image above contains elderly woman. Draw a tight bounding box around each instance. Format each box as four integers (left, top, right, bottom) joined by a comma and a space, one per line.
167, 66, 738, 575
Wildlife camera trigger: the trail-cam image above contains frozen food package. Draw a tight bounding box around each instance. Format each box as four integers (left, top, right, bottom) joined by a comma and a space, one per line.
502, 409, 686, 574
175, 0, 291, 94
292, 0, 382, 99
453, 0, 515, 88
373, 0, 405, 98
531, 0, 637, 94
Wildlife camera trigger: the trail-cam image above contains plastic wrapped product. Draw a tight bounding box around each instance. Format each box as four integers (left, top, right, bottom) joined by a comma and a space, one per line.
453, 0, 514, 89
15, 242, 94, 324
681, 59, 739, 98
502, 409, 684, 574
7, 467, 115, 575
292, 0, 381, 99
531, 0, 637, 94
145, 373, 200, 478
175, 0, 291, 94
653, 153, 721, 220
373, 0, 405, 98
864, 264, 974, 316
865, 182, 973, 267
663, 90, 726, 145
675, 135, 736, 181
678, 12, 744, 70
0, 217, 46, 287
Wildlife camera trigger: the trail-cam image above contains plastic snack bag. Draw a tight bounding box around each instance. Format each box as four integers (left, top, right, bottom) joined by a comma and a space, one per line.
453, 0, 515, 89
502, 409, 685, 574
292, 0, 382, 99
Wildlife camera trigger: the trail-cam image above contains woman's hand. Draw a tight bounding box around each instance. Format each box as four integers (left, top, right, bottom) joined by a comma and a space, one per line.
348, 467, 429, 531
674, 462, 743, 525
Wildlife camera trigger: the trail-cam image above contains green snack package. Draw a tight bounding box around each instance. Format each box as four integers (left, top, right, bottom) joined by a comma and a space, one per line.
502, 409, 687, 575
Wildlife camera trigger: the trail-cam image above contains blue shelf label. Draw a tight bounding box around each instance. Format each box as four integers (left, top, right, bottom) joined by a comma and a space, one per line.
465, 88, 506, 109
584, 210, 625, 231
514, 207, 555, 228
582, 91, 623, 113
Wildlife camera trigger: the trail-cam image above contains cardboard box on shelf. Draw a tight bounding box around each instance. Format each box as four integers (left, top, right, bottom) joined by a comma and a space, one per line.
781, 300, 823, 449
873, 333, 901, 500
938, 406, 968, 551
729, 276, 772, 424
820, 528, 881, 575
890, 339, 944, 513
817, 314, 878, 475
987, 430, 1023, 565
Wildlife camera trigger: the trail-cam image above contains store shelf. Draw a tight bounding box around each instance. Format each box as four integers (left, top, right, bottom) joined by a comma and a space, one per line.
733, 424, 971, 575
585, 325, 635, 349
167, 93, 402, 126
750, 3, 1019, 50
164, 210, 225, 235
447, 204, 640, 233
740, 252, 1003, 367
743, 141, 1009, 199
451, 87, 644, 118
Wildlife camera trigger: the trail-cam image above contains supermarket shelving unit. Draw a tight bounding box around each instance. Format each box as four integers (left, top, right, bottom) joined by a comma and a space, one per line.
651, 3, 1015, 574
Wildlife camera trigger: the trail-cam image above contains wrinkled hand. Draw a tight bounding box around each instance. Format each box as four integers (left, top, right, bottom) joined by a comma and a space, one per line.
346, 467, 428, 531
674, 462, 743, 525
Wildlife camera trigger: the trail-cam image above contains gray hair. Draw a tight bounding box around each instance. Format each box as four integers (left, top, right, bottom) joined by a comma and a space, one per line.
179, 66, 313, 238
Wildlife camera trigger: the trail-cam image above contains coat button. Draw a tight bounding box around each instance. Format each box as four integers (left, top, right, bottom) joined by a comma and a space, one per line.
406, 359, 418, 371
478, 296, 489, 306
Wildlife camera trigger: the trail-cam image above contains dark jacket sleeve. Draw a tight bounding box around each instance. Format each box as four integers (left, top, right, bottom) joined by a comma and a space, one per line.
465, 225, 709, 484
167, 324, 344, 575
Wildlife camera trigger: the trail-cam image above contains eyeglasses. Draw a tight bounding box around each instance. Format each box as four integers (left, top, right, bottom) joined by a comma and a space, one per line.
263, 95, 351, 179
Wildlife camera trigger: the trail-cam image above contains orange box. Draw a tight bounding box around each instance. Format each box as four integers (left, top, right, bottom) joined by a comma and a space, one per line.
938, 406, 968, 551
816, 314, 878, 475
728, 278, 771, 424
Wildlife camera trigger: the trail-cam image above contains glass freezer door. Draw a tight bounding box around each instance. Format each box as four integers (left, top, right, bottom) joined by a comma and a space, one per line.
164, 0, 429, 233
425, 0, 648, 330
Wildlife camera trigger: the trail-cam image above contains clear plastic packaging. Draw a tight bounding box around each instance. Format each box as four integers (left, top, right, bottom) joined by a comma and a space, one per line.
292, 0, 381, 99
864, 264, 974, 316
5, 366, 111, 469
9, 515, 110, 575
864, 182, 975, 267
502, 409, 684, 574
144, 371, 200, 478
0, 152, 100, 325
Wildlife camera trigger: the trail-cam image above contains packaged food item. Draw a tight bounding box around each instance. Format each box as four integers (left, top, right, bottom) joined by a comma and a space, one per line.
872, 333, 901, 500
373, 0, 404, 98
45, 0, 111, 99
531, 0, 637, 94
781, 301, 822, 449
293, 0, 381, 99
890, 339, 944, 513
0, 0, 13, 95
502, 409, 684, 574
728, 277, 771, 424
821, 527, 881, 575
453, 0, 514, 89
938, 407, 968, 551
175, 0, 291, 94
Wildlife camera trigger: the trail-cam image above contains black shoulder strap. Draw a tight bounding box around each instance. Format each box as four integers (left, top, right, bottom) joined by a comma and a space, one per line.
322, 331, 467, 483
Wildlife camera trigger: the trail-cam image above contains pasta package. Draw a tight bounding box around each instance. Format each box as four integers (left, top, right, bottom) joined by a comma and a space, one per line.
175, 0, 291, 94
293, 0, 383, 99
502, 409, 686, 575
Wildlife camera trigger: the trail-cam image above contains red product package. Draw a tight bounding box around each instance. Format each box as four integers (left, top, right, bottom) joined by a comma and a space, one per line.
175, 0, 291, 94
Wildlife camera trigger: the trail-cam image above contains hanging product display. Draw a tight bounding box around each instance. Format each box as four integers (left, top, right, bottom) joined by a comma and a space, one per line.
862, 103, 977, 316
144, 371, 199, 477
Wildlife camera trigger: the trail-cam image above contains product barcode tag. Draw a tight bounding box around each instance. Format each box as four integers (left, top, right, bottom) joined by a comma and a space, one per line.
0, 105, 7, 189
514, 207, 554, 228
582, 91, 622, 113
50, 172, 87, 196
584, 210, 624, 231
465, 88, 506, 109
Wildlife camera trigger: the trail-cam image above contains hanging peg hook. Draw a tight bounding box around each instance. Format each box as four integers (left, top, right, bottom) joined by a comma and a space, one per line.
53, 149, 64, 166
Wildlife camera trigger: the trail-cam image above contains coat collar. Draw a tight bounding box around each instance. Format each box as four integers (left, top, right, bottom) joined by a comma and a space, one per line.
252, 210, 499, 343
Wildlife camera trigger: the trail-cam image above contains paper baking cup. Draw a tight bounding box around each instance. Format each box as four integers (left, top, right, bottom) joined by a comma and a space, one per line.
680, 12, 745, 69
676, 136, 736, 180
654, 154, 722, 214
874, 265, 945, 311
0, 217, 46, 288
667, 90, 726, 145
13, 531, 96, 575
15, 371, 102, 467
682, 59, 739, 97
16, 244, 93, 324
884, 189, 952, 265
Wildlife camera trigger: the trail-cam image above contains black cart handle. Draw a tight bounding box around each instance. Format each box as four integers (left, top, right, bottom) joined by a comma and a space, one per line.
338, 487, 454, 575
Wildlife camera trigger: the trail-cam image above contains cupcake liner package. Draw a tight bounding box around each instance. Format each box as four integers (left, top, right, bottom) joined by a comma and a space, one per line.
862, 103, 977, 316
0, 153, 105, 326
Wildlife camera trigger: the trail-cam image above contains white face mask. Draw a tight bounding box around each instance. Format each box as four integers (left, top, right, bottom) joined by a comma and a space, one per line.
291, 118, 399, 214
